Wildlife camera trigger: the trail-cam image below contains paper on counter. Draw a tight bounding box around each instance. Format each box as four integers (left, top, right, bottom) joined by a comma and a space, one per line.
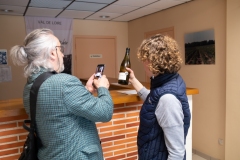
117, 90, 137, 95
111, 82, 131, 86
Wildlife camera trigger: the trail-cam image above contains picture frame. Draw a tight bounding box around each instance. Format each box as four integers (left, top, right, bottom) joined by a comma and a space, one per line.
0, 49, 7, 65
185, 29, 215, 65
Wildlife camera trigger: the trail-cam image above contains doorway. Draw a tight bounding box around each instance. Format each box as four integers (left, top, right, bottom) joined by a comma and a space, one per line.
73, 35, 117, 79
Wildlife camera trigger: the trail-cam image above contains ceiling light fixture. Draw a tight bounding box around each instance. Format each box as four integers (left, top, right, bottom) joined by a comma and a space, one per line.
1, 9, 13, 12
100, 15, 110, 19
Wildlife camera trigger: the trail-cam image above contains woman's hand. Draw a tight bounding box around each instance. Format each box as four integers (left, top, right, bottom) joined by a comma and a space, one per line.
93, 75, 110, 89
85, 74, 97, 94
126, 67, 136, 83
125, 67, 143, 92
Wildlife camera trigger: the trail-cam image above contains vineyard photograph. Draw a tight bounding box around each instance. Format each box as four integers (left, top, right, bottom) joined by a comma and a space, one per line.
184, 29, 215, 65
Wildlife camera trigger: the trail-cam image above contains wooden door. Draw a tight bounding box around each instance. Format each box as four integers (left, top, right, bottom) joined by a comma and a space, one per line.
144, 27, 174, 82
73, 35, 116, 79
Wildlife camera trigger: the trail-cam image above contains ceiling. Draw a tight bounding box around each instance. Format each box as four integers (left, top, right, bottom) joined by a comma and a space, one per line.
0, 0, 193, 22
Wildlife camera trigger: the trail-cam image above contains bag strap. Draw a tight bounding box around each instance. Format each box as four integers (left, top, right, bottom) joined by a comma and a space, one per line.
30, 71, 56, 129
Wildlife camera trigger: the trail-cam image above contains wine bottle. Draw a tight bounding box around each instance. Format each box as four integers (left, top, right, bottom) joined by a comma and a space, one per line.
118, 48, 131, 85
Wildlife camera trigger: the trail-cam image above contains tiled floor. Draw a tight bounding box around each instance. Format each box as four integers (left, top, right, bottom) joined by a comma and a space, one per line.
193, 153, 207, 160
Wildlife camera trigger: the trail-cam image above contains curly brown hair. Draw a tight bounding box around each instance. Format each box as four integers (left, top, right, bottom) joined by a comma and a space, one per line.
137, 34, 182, 75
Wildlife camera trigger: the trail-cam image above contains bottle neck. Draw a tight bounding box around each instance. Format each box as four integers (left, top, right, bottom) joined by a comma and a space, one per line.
125, 50, 130, 56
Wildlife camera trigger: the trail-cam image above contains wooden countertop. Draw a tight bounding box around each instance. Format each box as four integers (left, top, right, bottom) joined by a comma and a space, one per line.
0, 78, 198, 118
80, 77, 199, 95
0, 99, 26, 118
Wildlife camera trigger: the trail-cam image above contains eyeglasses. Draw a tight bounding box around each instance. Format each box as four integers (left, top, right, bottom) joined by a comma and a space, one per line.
56, 46, 64, 53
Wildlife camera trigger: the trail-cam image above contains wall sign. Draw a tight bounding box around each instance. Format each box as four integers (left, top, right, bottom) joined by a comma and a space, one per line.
90, 54, 103, 58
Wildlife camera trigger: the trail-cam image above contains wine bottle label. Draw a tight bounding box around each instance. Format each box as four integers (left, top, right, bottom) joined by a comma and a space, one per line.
118, 72, 128, 80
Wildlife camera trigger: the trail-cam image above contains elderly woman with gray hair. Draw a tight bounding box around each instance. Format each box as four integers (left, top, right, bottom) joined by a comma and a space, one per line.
10, 28, 113, 160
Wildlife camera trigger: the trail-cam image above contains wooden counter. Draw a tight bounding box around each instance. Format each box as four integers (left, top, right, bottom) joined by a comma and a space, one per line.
0, 78, 198, 118
0, 78, 198, 160
81, 77, 199, 95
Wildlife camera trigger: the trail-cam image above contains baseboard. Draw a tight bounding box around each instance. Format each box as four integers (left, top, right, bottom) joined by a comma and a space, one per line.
192, 149, 220, 160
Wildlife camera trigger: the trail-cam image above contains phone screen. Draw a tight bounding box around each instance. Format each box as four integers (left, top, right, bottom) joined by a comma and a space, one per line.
95, 64, 105, 78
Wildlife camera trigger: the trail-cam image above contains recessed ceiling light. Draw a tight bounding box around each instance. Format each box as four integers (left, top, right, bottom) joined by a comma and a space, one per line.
100, 15, 110, 19
0, 9, 13, 12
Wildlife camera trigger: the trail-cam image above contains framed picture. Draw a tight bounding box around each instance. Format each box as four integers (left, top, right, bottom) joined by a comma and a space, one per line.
185, 29, 215, 65
0, 49, 7, 65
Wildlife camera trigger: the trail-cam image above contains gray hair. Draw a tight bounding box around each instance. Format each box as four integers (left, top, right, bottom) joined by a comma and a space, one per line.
10, 28, 58, 78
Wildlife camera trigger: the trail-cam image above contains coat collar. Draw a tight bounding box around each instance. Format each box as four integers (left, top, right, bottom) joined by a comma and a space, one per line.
150, 73, 179, 89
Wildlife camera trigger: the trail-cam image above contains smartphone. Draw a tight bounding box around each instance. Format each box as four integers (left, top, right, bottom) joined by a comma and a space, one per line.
94, 64, 105, 78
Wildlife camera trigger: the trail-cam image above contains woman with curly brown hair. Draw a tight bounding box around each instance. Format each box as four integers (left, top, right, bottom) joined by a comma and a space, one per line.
126, 34, 191, 160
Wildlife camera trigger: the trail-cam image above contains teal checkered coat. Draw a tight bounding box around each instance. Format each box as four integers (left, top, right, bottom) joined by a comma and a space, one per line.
23, 69, 113, 160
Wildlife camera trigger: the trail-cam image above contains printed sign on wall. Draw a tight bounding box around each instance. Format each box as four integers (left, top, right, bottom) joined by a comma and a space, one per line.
90, 54, 103, 58
0, 49, 7, 65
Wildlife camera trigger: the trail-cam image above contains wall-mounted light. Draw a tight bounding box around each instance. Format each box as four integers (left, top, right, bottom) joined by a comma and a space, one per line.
100, 15, 110, 19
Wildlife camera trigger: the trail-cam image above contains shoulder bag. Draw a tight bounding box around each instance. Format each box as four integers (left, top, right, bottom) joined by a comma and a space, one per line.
18, 71, 56, 160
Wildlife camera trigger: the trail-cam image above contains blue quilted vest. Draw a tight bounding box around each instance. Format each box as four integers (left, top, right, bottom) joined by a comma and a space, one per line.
137, 73, 191, 160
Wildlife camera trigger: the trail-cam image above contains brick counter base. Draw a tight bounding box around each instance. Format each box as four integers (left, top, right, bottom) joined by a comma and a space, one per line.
0, 101, 142, 160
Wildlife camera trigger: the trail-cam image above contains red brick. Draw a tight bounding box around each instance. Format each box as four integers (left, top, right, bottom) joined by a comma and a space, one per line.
126, 112, 139, 117
123, 156, 138, 160
114, 107, 138, 114
0, 115, 28, 123
127, 142, 137, 147
126, 122, 139, 128
100, 124, 125, 132
113, 118, 137, 125
96, 121, 112, 127
126, 132, 137, 138
17, 121, 24, 127
101, 141, 113, 148
0, 136, 18, 143
0, 148, 18, 156
112, 113, 125, 119
103, 151, 113, 158
0, 129, 27, 136
0, 141, 24, 150
99, 132, 112, 139
106, 154, 125, 160
114, 128, 137, 135
127, 151, 138, 157
0, 154, 20, 160
114, 137, 136, 145
19, 134, 28, 141
101, 135, 125, 143
102, 144, 125, 153
114, 104, 124, 108
114, 146, 137, 155
0, 122, 17, 130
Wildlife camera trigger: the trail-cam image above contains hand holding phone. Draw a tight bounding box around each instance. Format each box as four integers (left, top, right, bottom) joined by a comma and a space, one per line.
93, 75, 110, 89
94, 64, 105, 79
93, 64, 105, 89
85, 73, 97, 94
